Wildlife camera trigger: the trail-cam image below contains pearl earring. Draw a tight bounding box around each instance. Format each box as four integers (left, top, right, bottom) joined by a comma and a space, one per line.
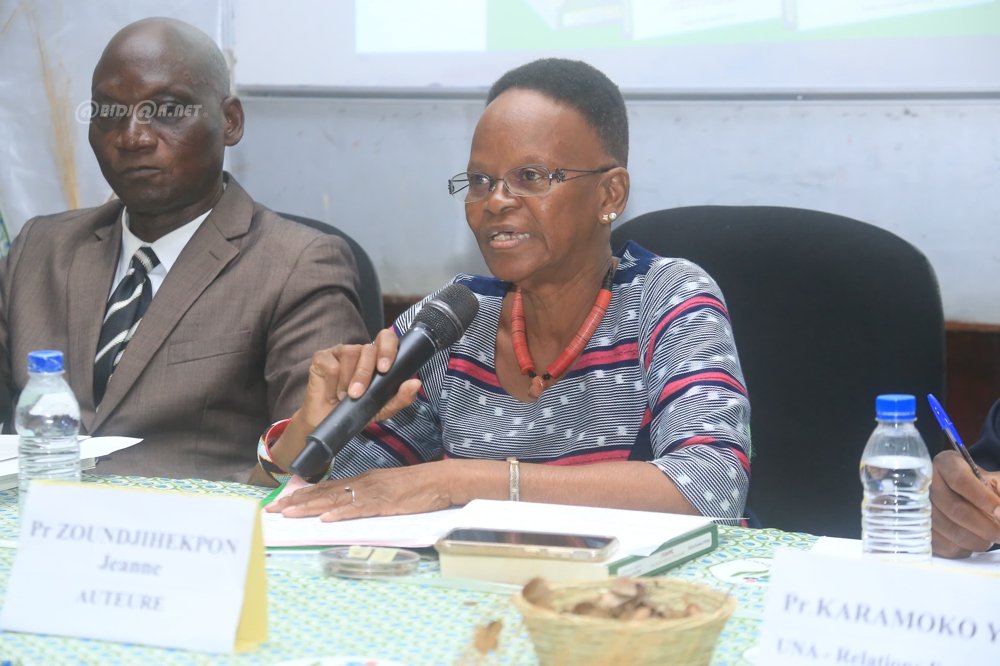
608, 212, 618, 221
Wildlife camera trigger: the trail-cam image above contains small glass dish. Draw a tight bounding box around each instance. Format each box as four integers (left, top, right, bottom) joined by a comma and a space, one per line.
320, 545, 421, 579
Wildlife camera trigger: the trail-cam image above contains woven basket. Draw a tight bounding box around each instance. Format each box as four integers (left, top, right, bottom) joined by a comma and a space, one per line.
512, 578, 735, 666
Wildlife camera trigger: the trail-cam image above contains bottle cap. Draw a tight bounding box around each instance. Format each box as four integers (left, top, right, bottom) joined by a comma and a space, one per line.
26, 350, 65, 373
875, 394, 916, 420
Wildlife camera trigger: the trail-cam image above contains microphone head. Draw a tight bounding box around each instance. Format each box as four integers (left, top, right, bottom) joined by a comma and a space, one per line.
412, 283, 479, 350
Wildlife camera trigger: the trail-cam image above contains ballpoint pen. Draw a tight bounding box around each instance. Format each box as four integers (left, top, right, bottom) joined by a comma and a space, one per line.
927, 393, 990, 484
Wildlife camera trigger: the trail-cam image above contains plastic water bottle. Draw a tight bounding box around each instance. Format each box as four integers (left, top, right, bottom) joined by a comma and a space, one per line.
16, 350, 81, 513
859, 394, 932, 561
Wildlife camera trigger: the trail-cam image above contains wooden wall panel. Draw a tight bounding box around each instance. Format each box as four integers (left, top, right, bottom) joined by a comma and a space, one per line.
946, 322, 1000, 444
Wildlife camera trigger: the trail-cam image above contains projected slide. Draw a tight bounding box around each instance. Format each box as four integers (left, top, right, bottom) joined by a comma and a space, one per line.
354, 0, 997, 52
233, 0, 1000, 92
355, 1, 486, 53
788, 0, 994, 30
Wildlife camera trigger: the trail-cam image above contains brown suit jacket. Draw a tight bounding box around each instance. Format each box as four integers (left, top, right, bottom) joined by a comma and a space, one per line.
0, 175, 369, 481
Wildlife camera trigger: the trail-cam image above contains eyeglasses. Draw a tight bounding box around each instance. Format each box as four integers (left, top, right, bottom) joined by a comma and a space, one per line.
448, 164, 616, 204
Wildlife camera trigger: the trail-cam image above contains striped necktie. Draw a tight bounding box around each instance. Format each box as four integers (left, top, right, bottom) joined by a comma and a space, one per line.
94, 246, 160, 404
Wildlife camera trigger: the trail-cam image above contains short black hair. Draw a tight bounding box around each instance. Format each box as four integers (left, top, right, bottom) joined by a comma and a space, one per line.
486, 58, 629, 166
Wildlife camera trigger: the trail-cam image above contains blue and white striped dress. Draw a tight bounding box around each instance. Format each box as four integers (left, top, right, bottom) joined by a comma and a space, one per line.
332, 242, 752, 521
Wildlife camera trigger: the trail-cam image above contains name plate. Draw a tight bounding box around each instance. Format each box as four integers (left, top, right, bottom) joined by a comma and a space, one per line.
758, 548, 1000, 666
0, 481, 266, 653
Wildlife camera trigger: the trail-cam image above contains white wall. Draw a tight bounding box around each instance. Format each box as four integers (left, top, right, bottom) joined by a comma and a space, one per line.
228, 94, 1000, 324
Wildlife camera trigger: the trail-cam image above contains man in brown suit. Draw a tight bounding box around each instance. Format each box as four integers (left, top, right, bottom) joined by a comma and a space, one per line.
0, 18, 369, 481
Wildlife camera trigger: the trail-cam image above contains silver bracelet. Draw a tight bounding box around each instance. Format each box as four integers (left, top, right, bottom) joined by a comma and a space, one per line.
507, 457, 520, 501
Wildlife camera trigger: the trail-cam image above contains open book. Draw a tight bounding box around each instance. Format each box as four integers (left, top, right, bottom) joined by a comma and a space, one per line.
0, 435, 142, 490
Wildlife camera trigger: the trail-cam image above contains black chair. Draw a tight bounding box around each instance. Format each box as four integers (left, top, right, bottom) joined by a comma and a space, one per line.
611, 205, 946, 537
279, 213, 384, 339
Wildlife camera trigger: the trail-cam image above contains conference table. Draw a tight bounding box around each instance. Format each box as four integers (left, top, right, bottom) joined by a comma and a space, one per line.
0, 475, 816, 665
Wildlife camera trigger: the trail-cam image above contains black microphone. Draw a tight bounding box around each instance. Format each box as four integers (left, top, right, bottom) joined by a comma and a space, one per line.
289, 283, 480, 481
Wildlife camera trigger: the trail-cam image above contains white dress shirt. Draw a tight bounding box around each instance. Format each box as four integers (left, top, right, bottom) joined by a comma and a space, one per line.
109, 209, 212, 298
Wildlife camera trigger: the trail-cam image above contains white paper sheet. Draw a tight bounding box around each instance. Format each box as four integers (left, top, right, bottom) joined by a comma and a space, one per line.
262, 496, 713, 556
262, 508, 462, 548
0, 435, 142, 488
0, 435, 143, 461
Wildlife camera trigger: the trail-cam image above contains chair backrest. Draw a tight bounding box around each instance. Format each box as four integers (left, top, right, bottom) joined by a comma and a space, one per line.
279, 213, 384, 339
611, 205, 946, 537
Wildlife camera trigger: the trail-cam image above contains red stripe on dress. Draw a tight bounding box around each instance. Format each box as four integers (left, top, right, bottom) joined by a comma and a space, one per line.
657, 371, 748, 406
673, 436, 751, 473
644, 296, 728, 368
448, 357, 501, 388
571, 341, 639, 372
730, 447, 751, 472
672, 435, 716, 449
364, 423, 422, 465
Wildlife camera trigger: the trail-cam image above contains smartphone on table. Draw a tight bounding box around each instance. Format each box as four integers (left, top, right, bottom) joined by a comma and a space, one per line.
435, 527, 618, 562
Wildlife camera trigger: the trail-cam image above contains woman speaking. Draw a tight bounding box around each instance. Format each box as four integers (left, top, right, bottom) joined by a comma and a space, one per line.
257, 58, 752, 523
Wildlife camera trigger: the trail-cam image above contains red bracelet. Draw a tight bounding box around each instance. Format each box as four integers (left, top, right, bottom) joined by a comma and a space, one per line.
256, 418, 292, 483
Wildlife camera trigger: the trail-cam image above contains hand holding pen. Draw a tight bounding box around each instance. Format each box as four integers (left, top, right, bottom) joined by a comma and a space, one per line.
927, 394, 999, 492
926, 394, 1000, 558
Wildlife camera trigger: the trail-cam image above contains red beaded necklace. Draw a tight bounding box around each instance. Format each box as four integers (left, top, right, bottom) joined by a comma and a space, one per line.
511, 263, 616, 399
